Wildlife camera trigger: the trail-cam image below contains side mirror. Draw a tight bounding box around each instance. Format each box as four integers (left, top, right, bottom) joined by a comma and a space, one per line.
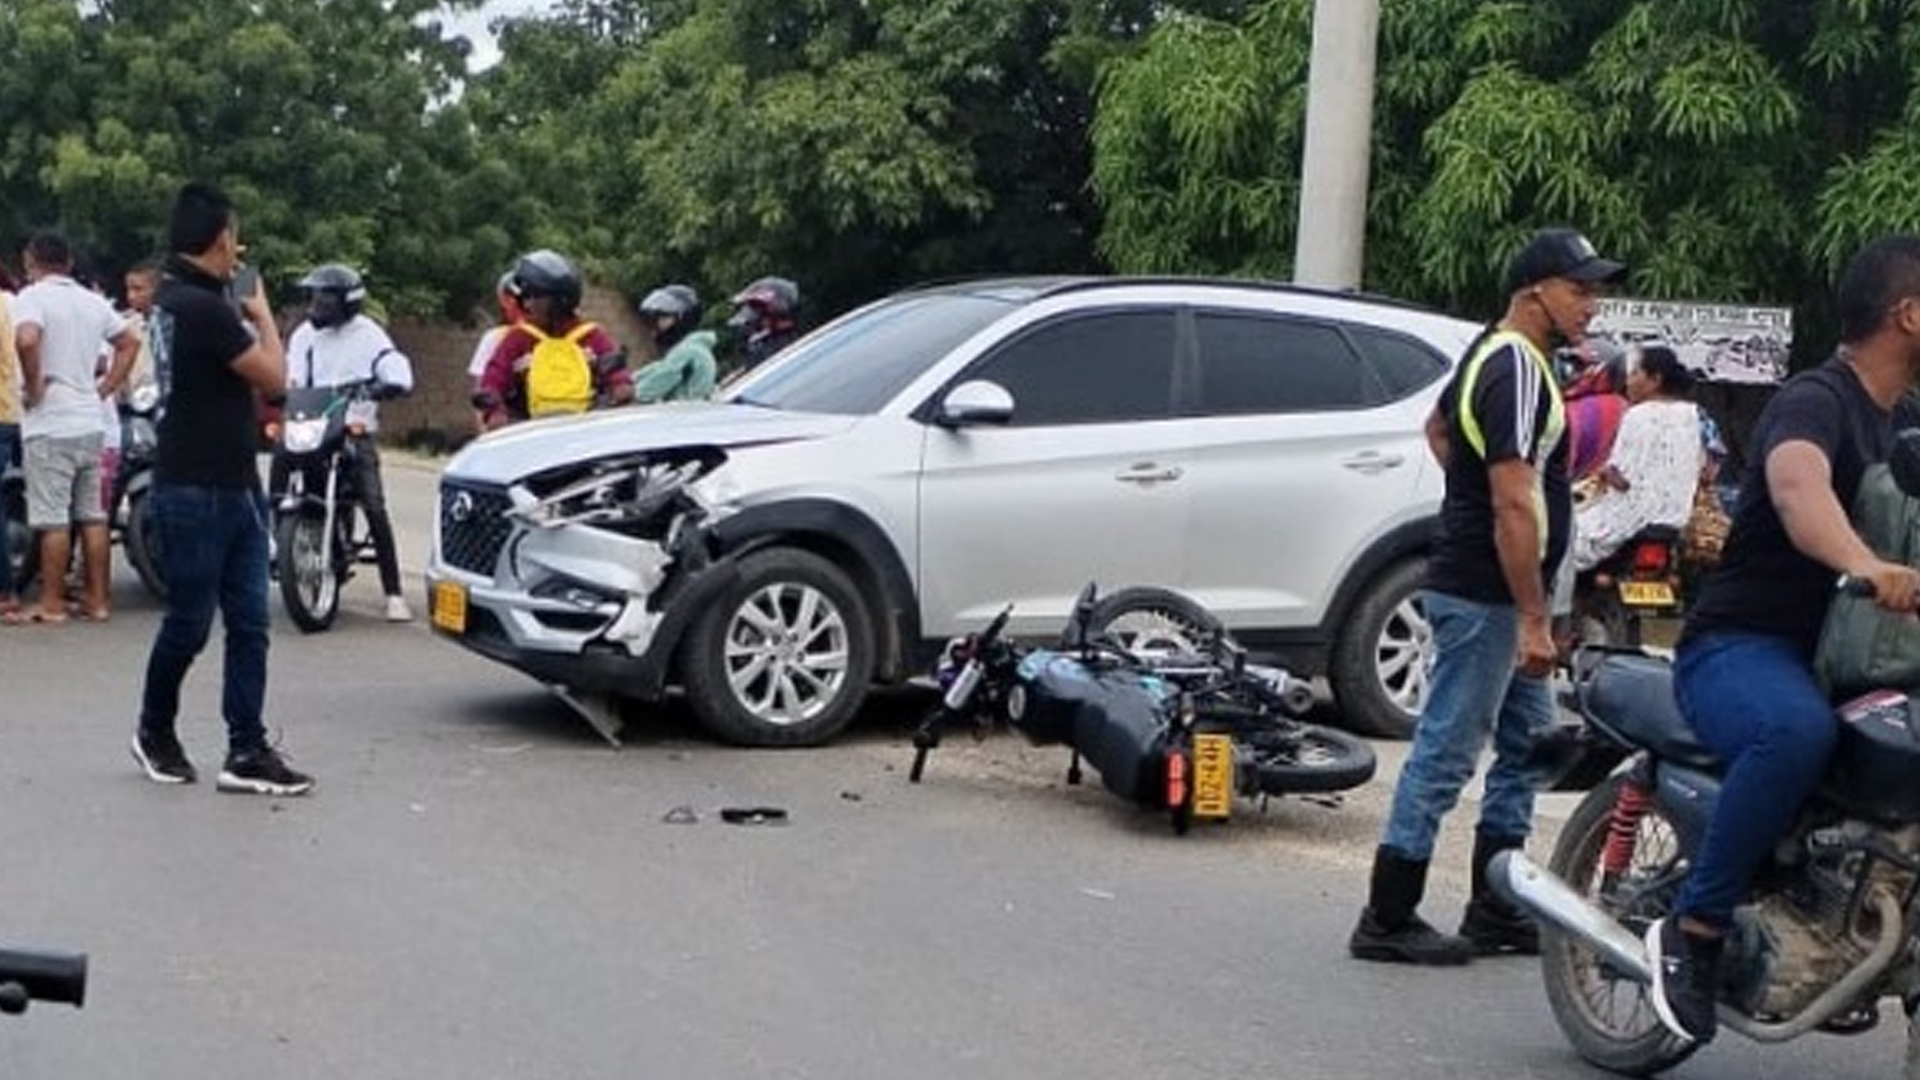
936, 380, 1014, 427
1893, 428, 1920, 499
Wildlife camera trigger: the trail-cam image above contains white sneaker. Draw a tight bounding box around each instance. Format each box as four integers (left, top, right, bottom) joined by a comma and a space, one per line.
384, 595, 414, 623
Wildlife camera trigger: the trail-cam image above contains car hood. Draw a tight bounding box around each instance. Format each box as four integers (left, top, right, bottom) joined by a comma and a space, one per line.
445, 403, 857, 483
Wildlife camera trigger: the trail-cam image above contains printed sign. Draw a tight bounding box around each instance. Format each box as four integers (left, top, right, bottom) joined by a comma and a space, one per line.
1589, 299, 1791, 385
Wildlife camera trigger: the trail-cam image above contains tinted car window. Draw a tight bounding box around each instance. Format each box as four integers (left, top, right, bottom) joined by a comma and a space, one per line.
729, 292, 1019, 414
964, 311, 1177, 426
1350, 326, 1450, 399
1193, 313, 1369, 414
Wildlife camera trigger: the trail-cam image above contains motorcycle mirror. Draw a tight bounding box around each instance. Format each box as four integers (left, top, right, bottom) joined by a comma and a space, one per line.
1891, 428, 1920, 499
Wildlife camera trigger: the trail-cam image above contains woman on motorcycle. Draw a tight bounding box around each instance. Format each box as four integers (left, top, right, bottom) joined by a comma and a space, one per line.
1569, 345, 1704, 570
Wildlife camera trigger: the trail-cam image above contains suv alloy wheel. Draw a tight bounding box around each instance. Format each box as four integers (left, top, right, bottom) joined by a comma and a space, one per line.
680, 547, 877, 746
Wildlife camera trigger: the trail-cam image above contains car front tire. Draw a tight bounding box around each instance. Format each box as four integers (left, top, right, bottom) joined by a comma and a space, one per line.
681, 547, 875, 747
1328, 558, 1432, 740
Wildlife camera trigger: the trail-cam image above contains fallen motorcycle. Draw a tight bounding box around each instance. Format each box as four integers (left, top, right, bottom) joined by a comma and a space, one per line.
909, 584, 1376, 833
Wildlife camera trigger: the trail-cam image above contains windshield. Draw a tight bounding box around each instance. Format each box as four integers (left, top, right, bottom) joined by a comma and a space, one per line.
726, 292, 1021, 415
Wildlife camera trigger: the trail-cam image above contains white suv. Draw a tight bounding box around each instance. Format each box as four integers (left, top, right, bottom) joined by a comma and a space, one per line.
425, 278, 1478, 746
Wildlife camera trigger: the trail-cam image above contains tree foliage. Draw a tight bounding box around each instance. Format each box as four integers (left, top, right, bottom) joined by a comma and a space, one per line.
9, 0, 1920, 342
1094, 0, 1920, 344
0, 0, 503, 317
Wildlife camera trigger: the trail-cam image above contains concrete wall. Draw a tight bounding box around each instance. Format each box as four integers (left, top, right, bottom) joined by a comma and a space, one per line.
378, 285, 652, 453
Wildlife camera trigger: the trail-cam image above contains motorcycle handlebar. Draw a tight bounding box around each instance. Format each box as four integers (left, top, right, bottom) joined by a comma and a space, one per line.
0, 947, 87, 1014
1836, 574, 1881, 599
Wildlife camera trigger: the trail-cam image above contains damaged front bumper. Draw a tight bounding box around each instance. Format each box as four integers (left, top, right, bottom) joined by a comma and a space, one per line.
426, 450, 737, 702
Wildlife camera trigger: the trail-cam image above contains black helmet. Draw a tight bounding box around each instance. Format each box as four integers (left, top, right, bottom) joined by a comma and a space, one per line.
638, 283, 702, 345
299, 263, 366, 328
727, 276, 799, 331
510, 249, 583, 313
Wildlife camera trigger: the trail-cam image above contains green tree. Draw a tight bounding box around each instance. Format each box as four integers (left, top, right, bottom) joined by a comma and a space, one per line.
478, 0, 1248, 320
1, 0, 508, 317
1093, 0, 1920, 346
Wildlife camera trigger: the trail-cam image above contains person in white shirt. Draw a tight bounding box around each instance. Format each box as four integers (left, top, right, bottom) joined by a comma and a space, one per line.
279, 264, 415, 622
9, 233, 139, 624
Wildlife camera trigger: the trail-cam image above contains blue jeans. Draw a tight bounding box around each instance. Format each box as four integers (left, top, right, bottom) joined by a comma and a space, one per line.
0, 422, 17, 598
1673, 631, 1835, 929
1381, 590, 1557, 860
138, 484, 272, 755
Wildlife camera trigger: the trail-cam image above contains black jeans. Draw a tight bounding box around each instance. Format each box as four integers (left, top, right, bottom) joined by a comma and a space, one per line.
269, 436, 403, 597
139, 484, 271, 754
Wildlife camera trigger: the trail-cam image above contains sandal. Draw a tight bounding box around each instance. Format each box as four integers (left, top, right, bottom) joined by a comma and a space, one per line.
3, 608, 69, 626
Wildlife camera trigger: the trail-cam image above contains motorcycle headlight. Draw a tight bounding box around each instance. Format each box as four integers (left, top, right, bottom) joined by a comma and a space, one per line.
283, 418, 329, 455
128, 382, 162, 413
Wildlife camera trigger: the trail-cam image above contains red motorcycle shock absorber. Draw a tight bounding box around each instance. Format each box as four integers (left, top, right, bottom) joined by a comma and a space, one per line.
1600, 778, 1653, 876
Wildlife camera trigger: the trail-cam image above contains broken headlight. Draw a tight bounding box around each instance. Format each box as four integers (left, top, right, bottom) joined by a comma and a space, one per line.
508, 457, 706, 531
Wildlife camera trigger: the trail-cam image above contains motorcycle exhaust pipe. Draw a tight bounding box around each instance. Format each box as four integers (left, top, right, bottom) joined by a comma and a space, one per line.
1490, 851, 1652, 984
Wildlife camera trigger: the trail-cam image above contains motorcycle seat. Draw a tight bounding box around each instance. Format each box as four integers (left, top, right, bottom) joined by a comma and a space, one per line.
1576, 650, 1719, 770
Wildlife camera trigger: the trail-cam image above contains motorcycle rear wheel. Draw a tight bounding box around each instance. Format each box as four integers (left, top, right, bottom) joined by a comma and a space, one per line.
276, 514, 340, 633
123, 490, 166, 601
1542, 774, 1698, 1076
5, 513, 34, 595
1235, 721, 1376, 795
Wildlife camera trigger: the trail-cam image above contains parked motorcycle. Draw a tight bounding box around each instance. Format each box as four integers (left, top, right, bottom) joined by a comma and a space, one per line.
1570, 525, 1686, 650
910, 584, 1376, 833
110, 381, 165, 600
271, 379, 391, 633
0, 942, 86, 1015
1497, 585, 1920, 1075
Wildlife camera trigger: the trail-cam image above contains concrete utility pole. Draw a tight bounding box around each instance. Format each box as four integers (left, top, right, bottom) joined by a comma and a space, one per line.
1293, 0, 1383, 291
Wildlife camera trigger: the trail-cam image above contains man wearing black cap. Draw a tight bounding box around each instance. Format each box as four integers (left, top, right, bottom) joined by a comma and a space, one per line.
1351, 227, 1626, 966
1642, 237, 1920, 1045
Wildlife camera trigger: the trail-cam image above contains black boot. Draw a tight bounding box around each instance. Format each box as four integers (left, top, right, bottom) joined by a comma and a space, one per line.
1459, 830, 1540, 956
1350, 846, 1474, 965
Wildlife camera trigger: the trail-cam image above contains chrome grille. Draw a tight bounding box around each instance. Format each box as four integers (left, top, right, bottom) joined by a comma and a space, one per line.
439, 483, 513, 577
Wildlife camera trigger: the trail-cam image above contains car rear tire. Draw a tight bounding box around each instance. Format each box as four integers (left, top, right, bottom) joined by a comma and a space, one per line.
682, 547, 875, 747
1328, 558, 1431, 740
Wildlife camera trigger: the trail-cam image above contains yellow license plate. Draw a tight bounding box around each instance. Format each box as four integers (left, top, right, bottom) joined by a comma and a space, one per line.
431, 580, 468, 634
1619, 580, 1677, 607
1191, 733, 1234, 820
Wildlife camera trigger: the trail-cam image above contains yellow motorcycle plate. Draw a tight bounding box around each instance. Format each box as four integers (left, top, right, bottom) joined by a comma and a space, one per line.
1619, 580, 1677, 607
1192, 733, 1234, 820
431, 580, 468, 634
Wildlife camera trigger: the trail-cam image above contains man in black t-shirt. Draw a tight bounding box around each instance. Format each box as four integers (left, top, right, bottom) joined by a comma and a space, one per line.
1351, 228, 1624, 966
130, 181, 314, 797
1643, 238, 1920, 1045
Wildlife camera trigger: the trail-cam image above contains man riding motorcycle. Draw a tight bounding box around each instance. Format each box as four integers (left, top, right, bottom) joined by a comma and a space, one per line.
726, 275, 801, 374
274, 263, 416, 622
475, 250, 630, 428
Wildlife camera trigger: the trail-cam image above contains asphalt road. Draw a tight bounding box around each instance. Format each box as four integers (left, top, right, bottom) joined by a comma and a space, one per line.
0, 455, 1901, 1079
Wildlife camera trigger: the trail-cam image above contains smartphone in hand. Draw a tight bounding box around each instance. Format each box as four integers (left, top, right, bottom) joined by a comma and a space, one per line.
230, 263, 261, 306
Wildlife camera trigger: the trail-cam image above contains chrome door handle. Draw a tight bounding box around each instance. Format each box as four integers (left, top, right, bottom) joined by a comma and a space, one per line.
1342, 452, 1406, 475
1116, 463, 1184, 485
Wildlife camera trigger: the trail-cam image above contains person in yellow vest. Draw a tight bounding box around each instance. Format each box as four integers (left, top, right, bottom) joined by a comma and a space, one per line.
1350, 228, 1626, 966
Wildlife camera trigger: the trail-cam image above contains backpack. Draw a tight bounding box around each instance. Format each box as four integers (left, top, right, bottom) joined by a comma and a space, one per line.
523, 322, 598, 417
1813, 461, 1920, 696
